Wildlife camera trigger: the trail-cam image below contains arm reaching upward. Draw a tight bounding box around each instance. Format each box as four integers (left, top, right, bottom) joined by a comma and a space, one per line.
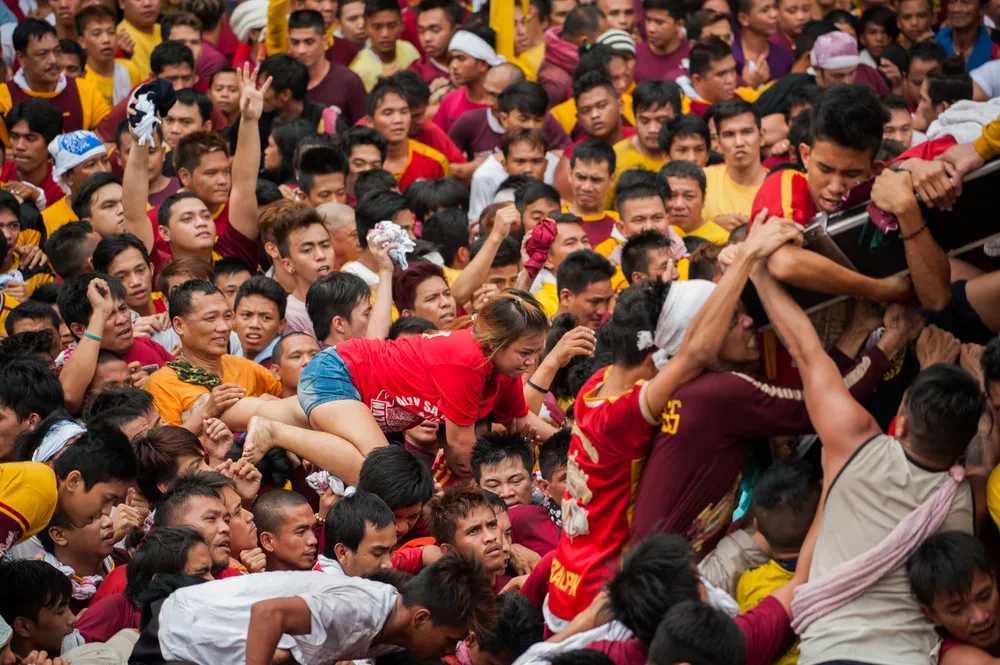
121, 102, 154, 253
228, 64, 270, 243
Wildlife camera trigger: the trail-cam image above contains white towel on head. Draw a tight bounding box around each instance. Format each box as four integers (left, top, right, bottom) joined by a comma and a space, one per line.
448, 30, 506, 66
652, 279, 717, 365
31, 419, 86, 463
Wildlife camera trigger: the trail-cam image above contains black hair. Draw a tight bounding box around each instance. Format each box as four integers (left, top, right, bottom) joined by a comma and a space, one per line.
860, 5, 899, 41
548, 651, 616, 665
235, 274, 288, 321
926, 55, 973, 108
12, 17, 56, 53
390, 69, 433, 107
908, 40, 947, 67
114, 118, 164, 151
647, 601, 746, 665
880, 93, 912, 116
174, 88, 214, 124
642, 0, 687, 18
0, 559, 72, 626
470, 431, 533, 482
660, 159, 708, 194
367, 80, 409, 117
354, 169, 400, 203
794, 21, 836, 61
259, 53, 309, 100
355, 190, 409, 250
209, 66, 237, 87
422, 208, 470, 266
288, 8, 326, 33
686, 8, 733, 40
57, 272, 127, 332
609, 278, 670, 367
982, 335, 1000, 388
71, 172, 121, 220
214, 256, 251, 279
499, 81, 549, 118
902, 364, 985, 464
569, 138, 616, 173
470, 235, 520, 267
689, 36, 733, 78
711, 98, 761, 132
29, 282, 63, 305
12, 409, 75, 462
293, 133, 343, 171
124, 526, 209, 602
0, 329, 57, 366
5, 97, 64, 144
824, 8, 857, 29
168, 279, 224, 320
786, 83, 822, 117
398, 556, 498, 637
256, 179, 284, 209
808, 84, 889, 160
184, 0, 225, 30
573, 70, 617, 104
576, 44, 628, 79
160, 11, 203, 40
323, 489, 396, 555
539, 428, 571, 481
53, 421, 137, 486
0, 357, 62, 426
633, 80, 683, 117
344, 126, 389, 161
621, 230, 675, 285
365, 0, 403, 16
616, 182, 667, 218
135, 573, 208, 630
658, 114, 711, 155
387, 315, 437, 339
459, 21, 498, 49
607, 533, 701, 643
751, 457, 820, 553
297, 145, 350, 194
252, 489, 311, 534
514, 180, 560, 213
415, 0, 465, 24
153, 471, 233, 528
150, 40, 196, 75
876, 139, 907, 162
907, 531, 991, 607
404, 178, 469, 221
307, 272, 371, 340
358, 444, 435, 510
556, 249, 616, 296
563, 4, 604, 38
5, 299, 60, 335
478, 592, 543, 658
82, 386, 155, 424
788, 109, 812, 166
92, 232, 151, 275
59, 39, 85, 69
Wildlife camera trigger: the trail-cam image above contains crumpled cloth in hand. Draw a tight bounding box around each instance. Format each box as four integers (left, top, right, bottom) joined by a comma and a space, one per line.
524, 217, 558, 279
373, 221, 416, 269
305, 469, 350, 497
128, 80, 176, 147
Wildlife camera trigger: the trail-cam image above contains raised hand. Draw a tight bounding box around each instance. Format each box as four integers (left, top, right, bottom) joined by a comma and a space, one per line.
744, 211, 803, 259
240, 546, 267, 573
547, 325, 597, 368
239, 63, 272, 122
490, 204, 519, 241
14, 243, 47, 271
87, 277, 116, 318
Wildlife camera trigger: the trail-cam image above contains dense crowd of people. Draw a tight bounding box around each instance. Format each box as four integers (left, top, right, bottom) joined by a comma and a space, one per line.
2, 0, 1000, 662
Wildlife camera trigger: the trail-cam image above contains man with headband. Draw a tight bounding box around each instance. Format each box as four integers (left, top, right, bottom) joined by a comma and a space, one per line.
41, 131, 111, 237
433, 24, 506, 133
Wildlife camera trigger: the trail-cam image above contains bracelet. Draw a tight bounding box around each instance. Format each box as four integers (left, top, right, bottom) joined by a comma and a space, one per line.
900, 223, 928, 241
83, 331, 102, 342
314, 513, 326, 525
526, 379, 550, 393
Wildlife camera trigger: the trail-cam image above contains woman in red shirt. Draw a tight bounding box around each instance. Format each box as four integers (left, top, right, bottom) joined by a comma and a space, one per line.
225, 290, 556, 481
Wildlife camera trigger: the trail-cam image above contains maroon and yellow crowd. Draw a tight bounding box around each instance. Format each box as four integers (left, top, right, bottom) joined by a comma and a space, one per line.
4, 0, 1000, 662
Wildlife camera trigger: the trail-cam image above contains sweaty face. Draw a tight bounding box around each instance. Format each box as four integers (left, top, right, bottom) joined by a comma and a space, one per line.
268, 503, 319, 570
175, 291, 234, 358
619, 195, 669, 237
479, 458, 534, 507
717, 112, 762, 169
236, 294, 283, 355
338, 522, 397, 576
927, 570, 1000, 649
883, 108, 914, 148
561, 280, 614, 329
273, 333, 321, 392
174, 495, 232, 569
635, 103, 674, 154
668, 135, 709, 166
576, 86, 620, 141
800, 139, 873, 213
96, 297, 133, 354
665, 177, 705, 229
569, 159, 614, 213
417, 8, 453, 60
183, 151, 232, 207
161, 197, 216, 253
20, 33, 63, 87
451, 505, 505, 573
408, 275, 456, 328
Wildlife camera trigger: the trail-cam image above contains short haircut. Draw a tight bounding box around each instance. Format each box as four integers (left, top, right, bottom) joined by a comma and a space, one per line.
298, 146, 350, 195
470, 235, 520, 267
366, 79, 408, 117
421, 208, 470, 265
154, 471, 234, 528
354, 170, 400, 204
392, 262, 448, 312
686, 8, 733, 40
357, 444, 435, 510
809, 84, 889, 159
92, 232, 151, 274
499, 81, 549, 118
365, 0, 403, 18
427, 485, 492, 546
399, 555, 497, 636
71, 173, 121, 220
569, 138, 616, 174
124, 526, 208, 602
344, 126, 389, 161
562, 3, 603, 38
902, 364, 985, 464
150, 40, 196, 75
168, 279, 224, 320
642, 0, 687, 19
621, 230, 675, 285
632, 80, 683, 117
322, 489, 395, 555
214, 256, 251, 280
573, 70, 617, 104
556, 249, 615, 295
5, 299, 60, 335
909, 39, 947, 66
53, 421, 137, 487
658, 115, 710, 154
538, 428, 570, 480
501, 126, 548, 159
75, 4, 117, 36
880, 93, 911, 116
415, 0, 465, 24
235, 275, 288, 321
174, 88, 214, 125
647, 601, 746, 665
859, 5, 898, 40
288, 8, 326, 33
82, 386, 155, 424
405, 178, 469, 221
660, 159, 708, 194
60, 39, 85, 69
307, 273, 371, 340
926, 56, 973, 107
5, 97, 64, 144
252, 489, 310, 534
0, 560, 72, 627
174, 130, 230, 175
259, 54, 308, 100
29, 282, 63, 305
160, 11, 203, 39
272, 205, 326, 257
12, 17, 56, 53
159, 193, 205, 229
751, 457, 820, 553
58, 272, 127, 330
0, 357, 64, 423
0, 329, 58, 365
391, 69, 432, 107
132, 426, 207, 503
689, 36, 733, 78
355, 190, 409, 250
616, 183, 666, 218
470, 431, 533, 483
293, 134, 342, 172
478, 592, 543, 658
514, 180, 560, 212
157, 256, 215, 294
907, 530, 991, 607
711, 98, 761, 131
209, 66, 237, 87
387, 315, 437, 339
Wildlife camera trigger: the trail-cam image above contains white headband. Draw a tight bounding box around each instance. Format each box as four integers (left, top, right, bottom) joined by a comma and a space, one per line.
48, 131, 107, 194
448, 30, 506, 66
32, 420, 87, 463
652, 279, 718, 362
810, 53, 860, 70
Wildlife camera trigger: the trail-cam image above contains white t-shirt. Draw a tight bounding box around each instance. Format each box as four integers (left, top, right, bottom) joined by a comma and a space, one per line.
157, 571, 401, 665
972, 59, 1000, 99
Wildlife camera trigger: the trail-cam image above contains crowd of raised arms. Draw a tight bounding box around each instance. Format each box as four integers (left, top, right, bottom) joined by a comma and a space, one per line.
4, 0, 1000, 661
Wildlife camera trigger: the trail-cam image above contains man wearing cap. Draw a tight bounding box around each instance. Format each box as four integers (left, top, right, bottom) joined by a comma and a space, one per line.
811, 29, 889, 94
40, 131, 111, 237
433, 25, 507, 133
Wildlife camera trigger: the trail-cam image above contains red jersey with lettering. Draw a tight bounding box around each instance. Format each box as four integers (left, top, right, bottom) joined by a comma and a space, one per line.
396, 140, 449, 193
750, 169, 817, 228
432, 455, 465, 490
546, 368, 660, 621
336, 328, 529, 432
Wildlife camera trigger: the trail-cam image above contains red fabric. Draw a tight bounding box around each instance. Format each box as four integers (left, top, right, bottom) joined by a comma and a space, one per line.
537, 27, 578, 108
567, 126, 635, 151
397, 146, 447, 193
216, 565, 245, 578
401, 6, 421, 51
893, 135, 957, 162
520, 549, 554, 612
336, 327, 529, 431
327, 37, 360, 67
392, 545, 426, 573
509, 503, 559, 555
547, 370, 659, 622
216, 17, 240, 59
148, 200, 260, 275
1, 161, 64, 211
123, 336, 173, 369
76, 594, 140, 643
408, 55, 450, 87
524, 217, 557, 278
90, 564, 127, 603
412, 120, 466, 165
939, 637, 961, 658
582, 215, 617, 249
750, 169, 817, 228
433, 87, 487, 133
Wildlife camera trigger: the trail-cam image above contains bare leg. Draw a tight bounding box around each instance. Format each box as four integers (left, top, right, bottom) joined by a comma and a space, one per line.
222, 396, 310, 432
308, 401, 390, 457
242, 416, 365, 484
951, 257, 985, 281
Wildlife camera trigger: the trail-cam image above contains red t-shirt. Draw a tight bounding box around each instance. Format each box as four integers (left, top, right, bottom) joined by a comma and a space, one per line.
408, 55, 450, 88
750, 168, 818, 228
412, 120, 466, 165
76, 594, 140, 643
148, 200, 259, 275
520, 549, 555, 613
432, 455, 465, 489
582, 215, 617, 250
547, 368, 660, 622
90, 564, 127, 603
397, 143, 448, 193
433, 87, 487, 133
123, 335, 173, 369
391, 542, 426, 573
1, 161, 63, 211
336, 328, 529, 432
509, 503, 559, 556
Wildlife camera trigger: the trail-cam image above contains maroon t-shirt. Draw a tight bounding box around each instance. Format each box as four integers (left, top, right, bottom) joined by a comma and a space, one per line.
629, 346, 892, 556
447, 109, 572, 160
509, 503, 559, 556
326, 37, 359, 67
305, 63, 368, 127
76, 594, 141, 643
147, 178, 180, 209
634, 41, 690, 83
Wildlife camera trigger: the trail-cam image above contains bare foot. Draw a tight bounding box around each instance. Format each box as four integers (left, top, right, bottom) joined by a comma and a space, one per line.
243, 416, 279, 464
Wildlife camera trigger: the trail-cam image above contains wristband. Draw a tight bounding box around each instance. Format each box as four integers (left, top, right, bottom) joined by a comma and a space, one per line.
900, 223, 928, 241
526, 379, 550, 393
83, 331, 102, 343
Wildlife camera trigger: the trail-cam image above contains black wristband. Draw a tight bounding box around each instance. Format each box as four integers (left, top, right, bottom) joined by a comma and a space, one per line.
526, 379, 550, 393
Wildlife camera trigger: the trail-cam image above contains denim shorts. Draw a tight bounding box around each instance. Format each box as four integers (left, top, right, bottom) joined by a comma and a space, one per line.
297, 347, 362, 420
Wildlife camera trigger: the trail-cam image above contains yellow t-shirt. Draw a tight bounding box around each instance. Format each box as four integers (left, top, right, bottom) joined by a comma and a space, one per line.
0, 291, 19, 332
0, 462, 58, 554
672, 221, 730, 245
514, 44, 545, 81
613, 137, 666, 176
146, 355, 284, 426
0, 77, 110, 144
350, 42, 421, 92
986, 464, 1000, 531
736, 559, 799, 665
534, 280, 558, 318
83, 61, 143, 107
41, 195, 78, 238
117, 21, 162, 81
702, 164, 764, 223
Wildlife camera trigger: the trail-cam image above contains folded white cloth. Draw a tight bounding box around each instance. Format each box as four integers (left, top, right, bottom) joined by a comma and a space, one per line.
926, 98, 1000, 144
